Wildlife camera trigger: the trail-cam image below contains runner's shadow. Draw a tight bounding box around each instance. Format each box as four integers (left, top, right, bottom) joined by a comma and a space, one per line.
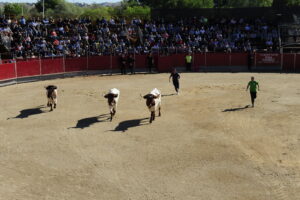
69, 114, 110, 129
222, 105, 251, 112
113, 118, 148, 132
162, 93, 176, 97
7, 105, 45, 119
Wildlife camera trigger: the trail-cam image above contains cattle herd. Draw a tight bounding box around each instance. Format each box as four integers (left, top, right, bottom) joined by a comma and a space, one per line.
45, 85, 162, 123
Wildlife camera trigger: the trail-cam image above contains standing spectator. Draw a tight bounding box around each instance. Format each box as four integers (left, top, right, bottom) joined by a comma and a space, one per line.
147, 52, 154, 73
127, 54, 135, 74
185, 52, 192, 71
120, 53, 127, 74
247, 50, 255, 71
169, 68, 181, 95
246, 76, 260, 107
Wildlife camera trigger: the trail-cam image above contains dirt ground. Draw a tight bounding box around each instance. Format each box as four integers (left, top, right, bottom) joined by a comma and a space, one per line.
0, 73, 299, 200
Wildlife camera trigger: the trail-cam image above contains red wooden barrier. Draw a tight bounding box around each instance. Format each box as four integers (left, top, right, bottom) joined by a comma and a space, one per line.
65, 57, 87, 72
282, 54, 295, 72
41, 58, 64, 75
2, 53, 300, 83
296, 54, 300, 72
194, 53, 206, 70
230, 53, 248, 66
0, 63, 16, 80
157, 56, 173, 72
255, 53, 281, 66
135, 55, 147, 69
88, 56, 110, 70
172, 54, 186, 68
206, 53, 230, 66
16, 60, 40, 78
111, 56, 120, 70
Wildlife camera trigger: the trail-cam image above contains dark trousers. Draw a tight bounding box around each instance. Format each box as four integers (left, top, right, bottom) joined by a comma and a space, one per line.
186, 63, 192, 71
148, 64, 153, 73
250, 92, 257, 104
129, 65, 135, 74
121, 64, 126, 74
173, 81, 179, 92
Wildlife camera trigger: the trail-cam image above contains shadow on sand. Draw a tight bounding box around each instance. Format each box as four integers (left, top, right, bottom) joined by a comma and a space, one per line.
222, 105, 251, 112
7, 105, 46, 119
69, 114, 110, 129
113, 118, 149, 132
162, 93, 176, 97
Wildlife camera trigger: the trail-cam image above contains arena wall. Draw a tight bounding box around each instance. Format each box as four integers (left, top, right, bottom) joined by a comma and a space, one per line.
0, 53, 299, 87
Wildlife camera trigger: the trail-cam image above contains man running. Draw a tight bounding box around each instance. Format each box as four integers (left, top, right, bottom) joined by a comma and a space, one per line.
246, 76, 259, 107
169, 68, 180, 95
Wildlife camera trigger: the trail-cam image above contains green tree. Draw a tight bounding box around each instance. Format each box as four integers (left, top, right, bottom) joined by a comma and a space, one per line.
273, 0, 300, 7
35, 0, 65, 12
122, 6, 150, 19
80, 7, 113, 21
138, 0, 214, 8
219, 0, 273, 8
4, 3, 22, 16
35, 0, 83, 18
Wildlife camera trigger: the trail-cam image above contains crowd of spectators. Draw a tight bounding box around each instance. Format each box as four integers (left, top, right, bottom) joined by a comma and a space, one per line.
0, 16, 280, 59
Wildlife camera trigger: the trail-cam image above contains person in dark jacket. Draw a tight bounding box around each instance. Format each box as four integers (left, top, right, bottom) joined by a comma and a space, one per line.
169, 68, 181, 95
147, 52, 154, 73
120, 53, 127, 74
127, 54, 135, 74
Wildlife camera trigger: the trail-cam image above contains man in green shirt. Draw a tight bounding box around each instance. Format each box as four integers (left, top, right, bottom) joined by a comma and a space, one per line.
246, 77, 260, 107
185, 53, 192, 72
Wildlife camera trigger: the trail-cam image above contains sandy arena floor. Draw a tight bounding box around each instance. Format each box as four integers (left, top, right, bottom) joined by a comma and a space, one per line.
0, 73, 299, 200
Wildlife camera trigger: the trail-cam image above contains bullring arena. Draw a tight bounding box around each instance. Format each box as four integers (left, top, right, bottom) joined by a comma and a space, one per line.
0, 72, 299, 200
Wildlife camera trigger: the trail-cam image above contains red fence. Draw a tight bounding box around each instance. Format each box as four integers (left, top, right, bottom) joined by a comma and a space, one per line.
41, 58, 64, 75
1, 53, 299, 83
16, 60, 40, 78
282, 54, 300, 72
0, 63, 16, 80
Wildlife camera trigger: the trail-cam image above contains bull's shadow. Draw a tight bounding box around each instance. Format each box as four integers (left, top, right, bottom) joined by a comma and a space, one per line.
70, 114, 110, 129
113, 118, 148, 132
7, 105, 45, 119
162, 93, 176, 97
222, 105, 251, 112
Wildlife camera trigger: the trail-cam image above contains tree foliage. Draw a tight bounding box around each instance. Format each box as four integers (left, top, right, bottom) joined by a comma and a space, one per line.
138, 0, 214, 8
122, 6, 151, 19
35, 0, 65, 12
273, 0, 300, 7
80, 7, 114, 21
4, 3, 22, 16
215, 0, 273, 8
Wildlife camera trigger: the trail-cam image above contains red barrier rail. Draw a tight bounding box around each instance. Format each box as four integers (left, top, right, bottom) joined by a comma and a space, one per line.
296, 54, 300, 72
255, 53, 281, 66
41, 58, 64, 75
65, 57, 87, 72
1, 53, 300, 83
230, 53, 248, 66
88, 56, 110, 70
16, 60, 40, 78
282, 54, 295, 72
0, 63, 16, 80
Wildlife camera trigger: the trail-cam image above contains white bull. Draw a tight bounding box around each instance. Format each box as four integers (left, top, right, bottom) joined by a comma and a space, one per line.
143, 88, 161, 123
45, 85, 57, 111
104, 88, 120, 121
